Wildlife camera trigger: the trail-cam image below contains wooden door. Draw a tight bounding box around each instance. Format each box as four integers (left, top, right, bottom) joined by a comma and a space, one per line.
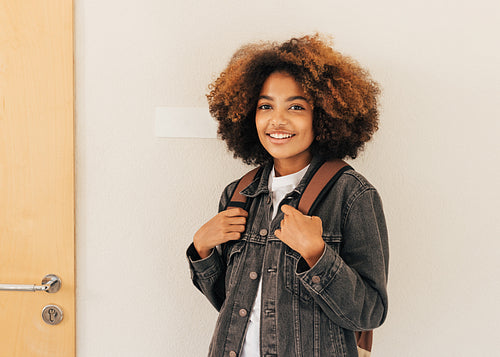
0, 1, 75, 356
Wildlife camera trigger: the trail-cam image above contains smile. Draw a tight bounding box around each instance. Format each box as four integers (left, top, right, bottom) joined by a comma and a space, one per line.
267, 133, 295, 139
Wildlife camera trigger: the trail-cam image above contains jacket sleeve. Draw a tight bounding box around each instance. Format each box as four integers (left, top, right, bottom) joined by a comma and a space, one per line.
296, 187, 389, 331
185, 180, 238, 311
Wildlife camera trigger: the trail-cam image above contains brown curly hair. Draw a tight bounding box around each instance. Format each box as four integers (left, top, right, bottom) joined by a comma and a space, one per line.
207, 34, 381, 166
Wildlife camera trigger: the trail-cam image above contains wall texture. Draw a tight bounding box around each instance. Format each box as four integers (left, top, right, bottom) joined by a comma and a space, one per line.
75, 0, 500, 356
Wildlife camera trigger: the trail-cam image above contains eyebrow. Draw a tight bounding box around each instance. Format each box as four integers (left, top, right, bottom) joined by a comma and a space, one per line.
258, 95, 309, 102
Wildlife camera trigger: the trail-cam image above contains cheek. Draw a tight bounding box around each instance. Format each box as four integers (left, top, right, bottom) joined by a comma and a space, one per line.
255, 116, 266, 138
301, 119, 315, 142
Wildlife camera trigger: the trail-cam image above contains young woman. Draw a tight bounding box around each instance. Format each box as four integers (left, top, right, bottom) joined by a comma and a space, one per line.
186, 34, 389, 357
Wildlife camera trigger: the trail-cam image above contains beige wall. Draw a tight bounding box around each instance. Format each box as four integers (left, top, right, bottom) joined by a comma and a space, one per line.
75, 0, 500, 356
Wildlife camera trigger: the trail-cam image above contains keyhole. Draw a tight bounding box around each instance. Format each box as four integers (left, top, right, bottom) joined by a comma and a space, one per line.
48, 308, 57, 323
42, 305, 63, 325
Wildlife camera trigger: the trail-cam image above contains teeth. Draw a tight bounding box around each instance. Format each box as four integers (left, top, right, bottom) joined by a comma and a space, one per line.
269, 133, 293, 139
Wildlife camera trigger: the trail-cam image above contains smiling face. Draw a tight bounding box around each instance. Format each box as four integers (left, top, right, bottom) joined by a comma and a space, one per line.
255, 71, 315, 176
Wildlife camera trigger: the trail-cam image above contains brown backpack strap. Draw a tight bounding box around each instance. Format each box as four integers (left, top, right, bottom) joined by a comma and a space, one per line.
226, 166, 261, 209
355, 331, 373, 354
297, 159, 350, 215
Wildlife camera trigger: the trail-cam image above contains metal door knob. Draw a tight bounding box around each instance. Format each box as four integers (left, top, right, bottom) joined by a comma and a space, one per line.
0, 274, 61, 293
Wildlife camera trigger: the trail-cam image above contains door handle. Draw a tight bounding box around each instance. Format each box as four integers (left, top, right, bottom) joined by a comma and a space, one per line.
0, 274, 61, 293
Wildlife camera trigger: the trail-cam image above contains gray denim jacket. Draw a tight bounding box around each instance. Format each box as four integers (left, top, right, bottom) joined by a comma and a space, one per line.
187, 156, 389, 357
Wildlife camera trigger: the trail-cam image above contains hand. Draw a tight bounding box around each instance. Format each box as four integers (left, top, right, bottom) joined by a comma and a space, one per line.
274, 205, 325, 268
193, 208, 248, 259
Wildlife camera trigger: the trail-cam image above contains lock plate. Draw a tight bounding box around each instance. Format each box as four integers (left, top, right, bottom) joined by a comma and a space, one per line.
42, 305, 63, 325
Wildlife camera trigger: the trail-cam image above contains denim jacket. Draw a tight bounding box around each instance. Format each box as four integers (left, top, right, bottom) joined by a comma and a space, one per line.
187, 156, 389, 357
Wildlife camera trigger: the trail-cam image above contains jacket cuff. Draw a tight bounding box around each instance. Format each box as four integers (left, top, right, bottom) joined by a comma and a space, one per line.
296, 244, 342, 294
186, 243, 223, 280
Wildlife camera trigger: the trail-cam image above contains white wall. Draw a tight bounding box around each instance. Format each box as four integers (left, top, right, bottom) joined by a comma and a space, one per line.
75, 0, 500, 356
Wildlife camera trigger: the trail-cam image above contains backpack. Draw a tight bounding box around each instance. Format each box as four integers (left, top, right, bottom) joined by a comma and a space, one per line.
227, 159, 373, 356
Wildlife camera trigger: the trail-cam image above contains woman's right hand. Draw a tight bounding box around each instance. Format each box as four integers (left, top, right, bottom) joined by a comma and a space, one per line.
193, 207, 248, 259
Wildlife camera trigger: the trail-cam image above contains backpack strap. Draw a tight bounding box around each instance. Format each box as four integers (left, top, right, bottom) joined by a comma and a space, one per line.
226, 166, 262, 210
355, 331, 373, 355
297, 159, 351, 215
227, 159, 352, 213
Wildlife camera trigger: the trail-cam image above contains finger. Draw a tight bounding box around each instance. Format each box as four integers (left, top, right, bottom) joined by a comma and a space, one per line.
224, 232, 241, 241
281, 205, 291, 215
227, 216, 246, 225
312, 216, 322, 224
281, 205, 299, 216
226, 224, 246, 233
224, 208, 248, 217
274, 229, 281, 239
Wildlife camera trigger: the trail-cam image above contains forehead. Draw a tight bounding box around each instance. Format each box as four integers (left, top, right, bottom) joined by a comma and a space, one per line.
259, 71, 306, 97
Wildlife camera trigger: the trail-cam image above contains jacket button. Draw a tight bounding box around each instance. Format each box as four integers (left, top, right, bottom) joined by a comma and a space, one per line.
312, 275, 321, 284
229, 351, 237, 357
239, 308, 247, 317
259, 228, 268, 236
249, 272, 258, 280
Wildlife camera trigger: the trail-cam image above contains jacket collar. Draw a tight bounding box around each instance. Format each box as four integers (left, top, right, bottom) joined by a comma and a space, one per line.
240, 156, 326, 198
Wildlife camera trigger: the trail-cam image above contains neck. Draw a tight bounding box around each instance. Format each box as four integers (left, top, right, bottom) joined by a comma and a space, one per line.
273, 153, 312, 177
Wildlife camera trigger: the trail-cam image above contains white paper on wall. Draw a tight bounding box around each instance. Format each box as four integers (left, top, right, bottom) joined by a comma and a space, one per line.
154, 106, 218, 138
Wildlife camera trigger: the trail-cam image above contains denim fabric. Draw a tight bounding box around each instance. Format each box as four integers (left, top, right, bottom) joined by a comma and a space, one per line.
187, 156, 389, 357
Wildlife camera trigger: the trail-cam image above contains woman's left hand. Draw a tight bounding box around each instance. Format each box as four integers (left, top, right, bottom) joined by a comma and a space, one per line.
274, 205, 325, 268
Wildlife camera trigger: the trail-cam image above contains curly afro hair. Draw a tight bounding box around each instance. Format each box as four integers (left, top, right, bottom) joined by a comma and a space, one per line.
207, 33, 381, 166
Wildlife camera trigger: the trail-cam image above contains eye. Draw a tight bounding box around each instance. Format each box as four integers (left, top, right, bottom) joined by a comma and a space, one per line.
257, 104, 272, 110
290, 104, 305, 110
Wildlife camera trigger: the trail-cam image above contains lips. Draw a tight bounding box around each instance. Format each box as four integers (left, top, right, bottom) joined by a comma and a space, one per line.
264, 131, 296, 145
266, 131, 295, 139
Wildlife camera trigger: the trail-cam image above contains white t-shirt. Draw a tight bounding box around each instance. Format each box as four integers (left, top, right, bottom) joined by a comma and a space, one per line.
240, 164, 310, 357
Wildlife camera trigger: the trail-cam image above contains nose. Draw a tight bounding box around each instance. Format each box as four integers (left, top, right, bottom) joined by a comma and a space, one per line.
270, 107, 287, 127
